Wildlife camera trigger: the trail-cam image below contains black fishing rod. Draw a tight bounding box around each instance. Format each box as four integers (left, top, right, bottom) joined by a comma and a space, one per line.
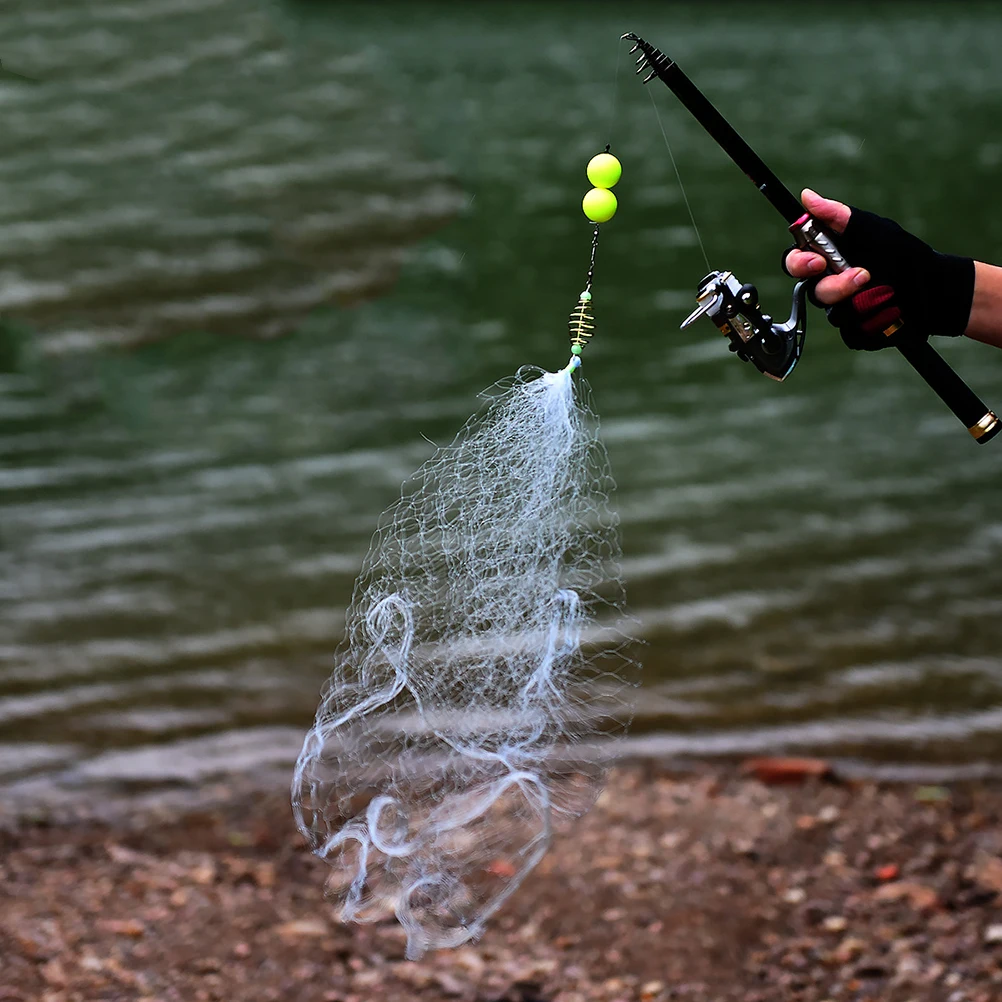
624, 32, 1000, 444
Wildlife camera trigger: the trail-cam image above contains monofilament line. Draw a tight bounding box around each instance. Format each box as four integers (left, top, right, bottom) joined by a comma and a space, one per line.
647, 86, 711, 273
607, 39, 624, 150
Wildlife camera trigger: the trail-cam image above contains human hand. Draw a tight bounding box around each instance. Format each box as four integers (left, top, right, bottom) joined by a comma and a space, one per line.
782, 189, 869, 304
783, 188, 975, 351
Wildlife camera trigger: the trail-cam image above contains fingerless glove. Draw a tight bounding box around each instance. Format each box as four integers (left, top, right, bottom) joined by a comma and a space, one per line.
823, 208, 975, 351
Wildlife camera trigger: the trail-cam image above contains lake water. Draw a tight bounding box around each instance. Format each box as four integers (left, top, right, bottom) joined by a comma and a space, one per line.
4, 0, 1002, 803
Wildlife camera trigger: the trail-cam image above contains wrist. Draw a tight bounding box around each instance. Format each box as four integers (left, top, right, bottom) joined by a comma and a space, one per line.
931, 253, 975, 337
964, 261, 1002, 347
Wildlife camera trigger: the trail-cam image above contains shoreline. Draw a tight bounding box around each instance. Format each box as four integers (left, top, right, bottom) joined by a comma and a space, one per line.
7, 741, 1002, 833
4, 761, 1002, 1001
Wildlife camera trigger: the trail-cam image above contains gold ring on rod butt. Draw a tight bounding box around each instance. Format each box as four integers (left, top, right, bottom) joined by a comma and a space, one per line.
968, 411, 1000, 440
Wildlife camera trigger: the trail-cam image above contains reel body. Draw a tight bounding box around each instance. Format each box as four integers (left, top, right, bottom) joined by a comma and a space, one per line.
681, 271, 809, 382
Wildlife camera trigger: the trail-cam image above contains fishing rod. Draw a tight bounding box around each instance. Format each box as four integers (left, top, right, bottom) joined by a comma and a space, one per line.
624, 32, 1001, 444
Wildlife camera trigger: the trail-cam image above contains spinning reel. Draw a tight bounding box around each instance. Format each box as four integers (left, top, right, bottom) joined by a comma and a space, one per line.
681, 272, 810, 382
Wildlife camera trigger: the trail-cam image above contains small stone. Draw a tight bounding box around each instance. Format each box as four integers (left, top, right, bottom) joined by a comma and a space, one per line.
41, 960, 68, 987
190, 863, 216, 886
485, 859, 517, 878
428, 969, 462, 993
834, 936, 867, 964
970, 850, 1002, 894
253, 862, 276, 888
873, 880, 939, 911
275, 920, 328, 938
14, 932, 49, 960
823, 915, 848, 933
855, 959, 888, 978
96, 919, 145, 938
452, 948, 485, 978
782, 887, 806, 905
984, 923, 1002, 944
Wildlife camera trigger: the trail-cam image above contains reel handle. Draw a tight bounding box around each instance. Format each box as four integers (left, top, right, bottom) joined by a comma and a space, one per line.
791, 214, 1001, 443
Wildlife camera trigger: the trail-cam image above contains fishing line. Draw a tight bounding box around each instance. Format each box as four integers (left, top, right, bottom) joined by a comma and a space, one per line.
606, 37, 624, 150
647, 86, 711, 274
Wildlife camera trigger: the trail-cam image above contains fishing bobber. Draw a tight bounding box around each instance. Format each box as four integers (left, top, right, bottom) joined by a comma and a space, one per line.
586, 152, 622, 189
582, 152, 621, 222
582, 187, 617, 223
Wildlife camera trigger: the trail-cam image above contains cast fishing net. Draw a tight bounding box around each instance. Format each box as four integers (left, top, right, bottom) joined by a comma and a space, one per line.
292, 153, 630, 959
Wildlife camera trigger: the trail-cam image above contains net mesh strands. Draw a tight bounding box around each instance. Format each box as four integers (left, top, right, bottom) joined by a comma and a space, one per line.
292, 363, 630, 957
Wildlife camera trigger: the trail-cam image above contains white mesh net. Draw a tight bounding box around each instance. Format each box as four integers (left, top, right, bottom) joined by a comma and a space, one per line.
292, 362, 630, 958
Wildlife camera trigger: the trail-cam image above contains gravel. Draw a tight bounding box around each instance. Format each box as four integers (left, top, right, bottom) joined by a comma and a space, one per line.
3, 762, 1002, 1001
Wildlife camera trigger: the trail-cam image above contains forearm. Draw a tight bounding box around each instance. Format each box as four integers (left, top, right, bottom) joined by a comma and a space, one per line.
964, 261, 1002, 348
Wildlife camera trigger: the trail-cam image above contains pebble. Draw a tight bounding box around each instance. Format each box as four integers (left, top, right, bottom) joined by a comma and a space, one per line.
7, 766, 1002, 1002
274, 920, 328, 938
873, 880, 939, 911
983, 924, 1002, 944
834, 936, 867, 963
95, 919, 144, 938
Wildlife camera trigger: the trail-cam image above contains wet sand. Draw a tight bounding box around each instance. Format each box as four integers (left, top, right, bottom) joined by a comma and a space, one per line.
3, 763, 1002, 1002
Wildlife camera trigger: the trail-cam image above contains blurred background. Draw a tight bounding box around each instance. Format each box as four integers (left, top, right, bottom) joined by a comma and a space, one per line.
3, 0, 1002, 807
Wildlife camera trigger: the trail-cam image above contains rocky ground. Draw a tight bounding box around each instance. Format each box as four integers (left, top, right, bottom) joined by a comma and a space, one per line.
3, 762, 1002, 1001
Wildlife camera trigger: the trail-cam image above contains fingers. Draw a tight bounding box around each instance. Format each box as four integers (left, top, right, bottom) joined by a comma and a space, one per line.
786, 189, 864, 304
784, 248, 870, 303
801, 188, 851, 234
785, 248, 827, 277
812, 268, 871, 305
783, 249, 869, 303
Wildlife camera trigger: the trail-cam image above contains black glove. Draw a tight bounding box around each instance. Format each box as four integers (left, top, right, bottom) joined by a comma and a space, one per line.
816, 208, 974, 351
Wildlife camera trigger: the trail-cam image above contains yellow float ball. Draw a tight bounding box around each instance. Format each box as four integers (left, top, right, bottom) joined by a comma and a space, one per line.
582, 187, 617, 223
586, 152, 622, 189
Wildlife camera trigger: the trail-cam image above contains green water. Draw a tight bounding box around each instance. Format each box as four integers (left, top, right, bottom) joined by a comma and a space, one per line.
3, 1, 1002, 798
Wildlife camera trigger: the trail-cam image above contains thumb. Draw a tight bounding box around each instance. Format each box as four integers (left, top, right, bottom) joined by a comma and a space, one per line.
801, 188, 851, 234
